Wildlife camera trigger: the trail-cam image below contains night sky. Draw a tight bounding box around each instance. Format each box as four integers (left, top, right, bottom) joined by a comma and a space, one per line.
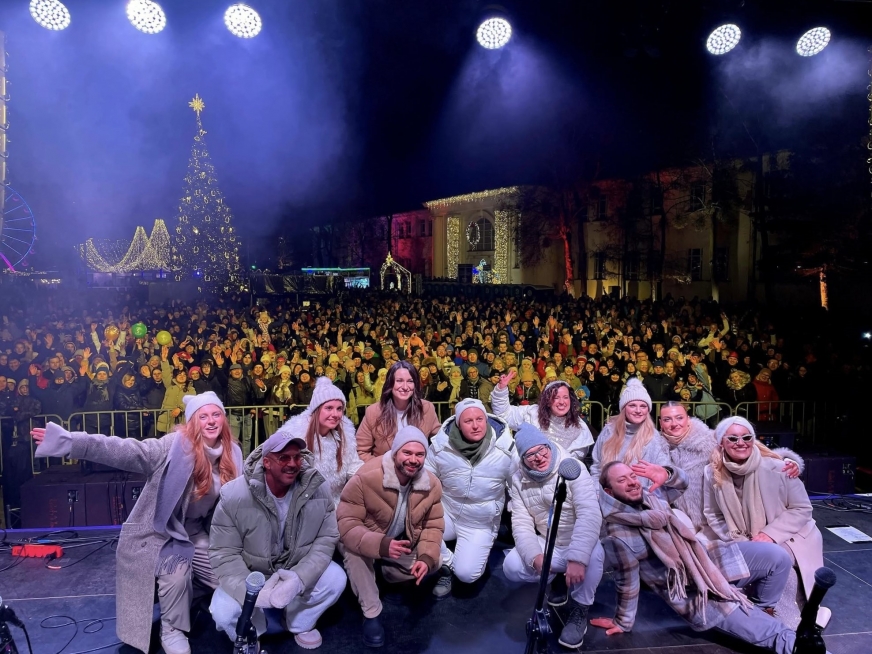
1, 0, 870, 266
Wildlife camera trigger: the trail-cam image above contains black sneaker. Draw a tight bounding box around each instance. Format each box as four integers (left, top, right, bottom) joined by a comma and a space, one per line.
362, 616, 385, 648
432, 566, 453, 600
558, 600, 589, 649
547, 573, 569, 607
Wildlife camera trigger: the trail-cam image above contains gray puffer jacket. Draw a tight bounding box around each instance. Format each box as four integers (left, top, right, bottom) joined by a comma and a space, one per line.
209, 445, 339, 605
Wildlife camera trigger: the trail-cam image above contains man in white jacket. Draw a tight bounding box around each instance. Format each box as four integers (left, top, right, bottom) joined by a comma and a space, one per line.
425, 398, 517, 599
502, 423, 604, 649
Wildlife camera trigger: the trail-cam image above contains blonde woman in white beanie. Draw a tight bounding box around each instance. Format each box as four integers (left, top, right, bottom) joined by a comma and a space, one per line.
31, 392, 242, 654
590, 378, 670, 486
274, 376, 363, 507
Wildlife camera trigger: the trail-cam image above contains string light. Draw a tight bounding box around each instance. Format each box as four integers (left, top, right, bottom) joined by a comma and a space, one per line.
126, 0, 166, 35
446, 216, 460, 279
78, 220, 173, 273
425, 186, 519, 210
380, 253, 411, 292
493, 210, 510, 283
30, 0, 71, 31
224, 3, 262, 39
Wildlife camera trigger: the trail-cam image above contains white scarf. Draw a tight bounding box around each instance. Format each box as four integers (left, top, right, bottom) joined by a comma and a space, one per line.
714, 445, 767, 540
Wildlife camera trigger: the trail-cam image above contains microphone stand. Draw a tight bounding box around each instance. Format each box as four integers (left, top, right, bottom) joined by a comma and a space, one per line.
524, 476, 569, 654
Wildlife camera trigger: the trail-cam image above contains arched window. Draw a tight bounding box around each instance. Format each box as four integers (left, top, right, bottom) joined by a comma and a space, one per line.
468, 217, 494, 252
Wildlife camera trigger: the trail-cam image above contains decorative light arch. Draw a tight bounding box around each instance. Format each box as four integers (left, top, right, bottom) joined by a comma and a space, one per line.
380, 252, 412, 293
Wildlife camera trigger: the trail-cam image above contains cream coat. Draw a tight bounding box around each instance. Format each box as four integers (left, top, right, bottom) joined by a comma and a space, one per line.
703, 455, 823, 599
509, 437, 601, 568
425, 414, 517, 531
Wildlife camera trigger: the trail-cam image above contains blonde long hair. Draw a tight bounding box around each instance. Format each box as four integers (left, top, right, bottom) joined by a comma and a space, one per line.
178, 414, 237, 501
709, 416, 782, 487
600, 407, 657, 466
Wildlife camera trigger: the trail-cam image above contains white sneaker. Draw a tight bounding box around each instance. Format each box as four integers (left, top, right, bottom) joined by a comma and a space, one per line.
816, 606, 832, 630
160, 622, 191, 654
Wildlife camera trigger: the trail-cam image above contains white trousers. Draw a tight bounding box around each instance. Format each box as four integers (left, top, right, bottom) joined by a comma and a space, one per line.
502, 537, 604, 607
209, 562, 346, 640
439, 511, 500, 583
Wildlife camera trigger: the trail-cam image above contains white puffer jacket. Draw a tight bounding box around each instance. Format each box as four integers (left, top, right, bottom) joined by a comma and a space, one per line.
490, 385, 594, 455
509, 436, 602, 567
425, 414, 517, 530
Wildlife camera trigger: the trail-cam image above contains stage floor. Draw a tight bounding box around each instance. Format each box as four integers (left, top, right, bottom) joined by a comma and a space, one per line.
2, 505, 871, 654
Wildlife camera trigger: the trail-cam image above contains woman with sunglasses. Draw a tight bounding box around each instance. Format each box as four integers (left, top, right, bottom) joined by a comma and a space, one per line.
703, 416, 828, 628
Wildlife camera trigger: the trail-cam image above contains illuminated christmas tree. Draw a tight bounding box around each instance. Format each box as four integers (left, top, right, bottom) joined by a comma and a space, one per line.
171, 94, 241, 289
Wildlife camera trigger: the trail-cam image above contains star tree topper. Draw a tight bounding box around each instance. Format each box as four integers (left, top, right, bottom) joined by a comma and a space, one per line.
188, 94, 205, 117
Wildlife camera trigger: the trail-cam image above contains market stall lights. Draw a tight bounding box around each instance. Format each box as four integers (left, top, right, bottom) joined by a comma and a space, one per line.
224, 3, 262, 39
796, 27, 831, 57
127, 0, 167, 34
476, 17, 512, 50
706, 24, 741, 55
29, 0, 71, 31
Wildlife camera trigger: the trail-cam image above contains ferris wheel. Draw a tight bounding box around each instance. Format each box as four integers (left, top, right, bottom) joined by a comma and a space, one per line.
0, 186, 37, 270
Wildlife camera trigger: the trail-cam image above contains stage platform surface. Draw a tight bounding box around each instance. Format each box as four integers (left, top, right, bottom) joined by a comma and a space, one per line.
2, 505, 871, 654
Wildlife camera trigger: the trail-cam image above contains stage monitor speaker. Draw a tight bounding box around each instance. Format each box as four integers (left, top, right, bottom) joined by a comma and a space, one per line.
84, 473, 146, 526
752, 422, 797, 450
20, 471, 88, 529
801, 454, 856, 496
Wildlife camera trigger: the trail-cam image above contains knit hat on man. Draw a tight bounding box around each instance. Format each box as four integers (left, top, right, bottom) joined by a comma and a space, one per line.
307, 376, 346, 411
455, 397, 487, 419
183, 391, 225, 422
514, 423, 550, 456
390, 425, 429, 457
619, 378, 652, 412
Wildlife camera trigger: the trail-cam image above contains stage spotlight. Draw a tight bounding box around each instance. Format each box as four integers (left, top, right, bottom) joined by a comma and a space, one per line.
706, 24, 741, 55
127, 0, 166, 34
476, 17, 512, 50
796, 27, 830, 57
224, 4, 262, 39
29, 0, 71, 31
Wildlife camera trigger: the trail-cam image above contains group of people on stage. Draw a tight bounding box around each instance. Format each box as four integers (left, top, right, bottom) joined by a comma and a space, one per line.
32, 358, 827, 653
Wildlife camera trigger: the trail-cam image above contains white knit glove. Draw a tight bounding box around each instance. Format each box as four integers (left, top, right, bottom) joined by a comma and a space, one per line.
254, 573, 282, 609
270, 569, 303, 608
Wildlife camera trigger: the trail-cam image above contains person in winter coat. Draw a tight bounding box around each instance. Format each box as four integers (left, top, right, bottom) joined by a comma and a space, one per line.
425, 398, 516, 598
703, 417, 830, 629
514, 370, 540, 406
195, 359, 225, 400
492, 372, 594, 455
724, 370, 757, 413
590, 379, 670, 485
113, 372, 148, 439
594, 462, 800, 654
658, 403, 799, 532
293, 371, 315, 407
642, 360, 673, 407
12, 379, 41, 440
208, 429, 346, 651
159, 359, 195, 435
337, 426, 445, 648
83, 361, 114, 435
502, 424, 604, 649
457, 366, 494, 411
265, 365, 295, 439
32, 392, 243, 654
224, 363, 267, 456
356, 361, 441, 461
3, 379, 39, 508
752, 369, 780, 422
274, 376, 362, 508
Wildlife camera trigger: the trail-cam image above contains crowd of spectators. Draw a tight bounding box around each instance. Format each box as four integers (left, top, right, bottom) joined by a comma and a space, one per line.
0, 286, 864, 462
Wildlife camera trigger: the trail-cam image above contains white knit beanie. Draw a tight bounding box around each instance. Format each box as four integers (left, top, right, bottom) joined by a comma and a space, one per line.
307, 376, 346, 412
183, 391, 225, 422
455, 397, 487, 419
619, 378, 652, 412
714, 416, 756, 443
390, 425, 429, 457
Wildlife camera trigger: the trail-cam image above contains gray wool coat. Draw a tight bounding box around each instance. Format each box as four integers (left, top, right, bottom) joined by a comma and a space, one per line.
35, 423, 243, 653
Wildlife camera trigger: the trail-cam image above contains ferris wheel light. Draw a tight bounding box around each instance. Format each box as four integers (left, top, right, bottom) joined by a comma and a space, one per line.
706, 24, 741, 55
126, 0, 167, 35
796, 27, 831, 57
30, 0, 71, 31
476, 17, 512, 49
224, 4, 262, 39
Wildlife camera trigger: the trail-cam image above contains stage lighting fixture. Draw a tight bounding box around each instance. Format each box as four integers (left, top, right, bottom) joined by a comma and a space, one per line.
796, 27, 830, 57
224, 4, 262, 39
29, 0, 71, 31
476, 17, 512, 49
706, 24, 741, 55
126, 0, 167, 35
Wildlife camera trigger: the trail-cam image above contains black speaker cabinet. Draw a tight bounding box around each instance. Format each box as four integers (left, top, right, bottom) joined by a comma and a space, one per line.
801, 454, 856, 496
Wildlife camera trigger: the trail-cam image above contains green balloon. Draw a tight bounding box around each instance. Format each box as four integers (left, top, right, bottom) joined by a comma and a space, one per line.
131, 322, 148, 339
156, 330, 173, 346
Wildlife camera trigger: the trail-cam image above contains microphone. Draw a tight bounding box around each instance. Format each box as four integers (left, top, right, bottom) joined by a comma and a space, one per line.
233, 571, 265, 654
0, 597, 23, 628
793, 567, 836, 654
558, 458, 582, 481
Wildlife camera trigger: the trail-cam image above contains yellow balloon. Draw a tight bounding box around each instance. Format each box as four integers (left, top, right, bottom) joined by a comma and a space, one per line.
156, 330, 173, 346
104, 325, 120, 342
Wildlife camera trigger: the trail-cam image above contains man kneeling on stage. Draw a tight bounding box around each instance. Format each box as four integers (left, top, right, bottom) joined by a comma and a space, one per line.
209, 430, 346, 650
337, 426, 445, 648
594, 461, 798, 654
